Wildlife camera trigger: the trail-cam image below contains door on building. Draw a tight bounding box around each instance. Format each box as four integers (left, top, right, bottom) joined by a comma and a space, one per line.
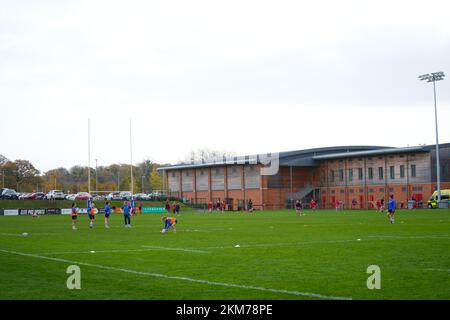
369, 195, 374, 208
359, 195, 364, 209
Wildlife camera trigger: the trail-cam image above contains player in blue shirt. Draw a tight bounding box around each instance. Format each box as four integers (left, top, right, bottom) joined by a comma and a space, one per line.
387, 194, 396, 224
122, 201, 132, 227
161, 216, 177, 234
87, 198, 95, 228
104, 201, 111, 228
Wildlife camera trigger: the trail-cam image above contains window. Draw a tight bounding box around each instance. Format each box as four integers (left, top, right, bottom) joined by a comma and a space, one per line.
349, 189, 354, 193
389, 188, 394, 192
390, 166, 395, 179
215, 168, 220, 174
402, 187, 407, 192
411, 164, 416, 177
340, 189, 345, 193
331, 190, 335, 194
358, 168, 363, 180
369, 188, 374, 193
368, 167, 373, 180
378, 167, 384, 180
400, 165, 405, 178
348, 169, 353, 181
339, 169, 344, 181
359, 189, 364, 193
232, 167, 237, 173
330, 170, 335, 182
171, 172, 176, 178
379, 188, 384, 192
185, 171, 189, 177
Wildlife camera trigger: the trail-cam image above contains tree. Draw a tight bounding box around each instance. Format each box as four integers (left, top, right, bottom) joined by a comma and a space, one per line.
150, 166, 163, 191
183, 148, 237, 163
0, 154, 8, 166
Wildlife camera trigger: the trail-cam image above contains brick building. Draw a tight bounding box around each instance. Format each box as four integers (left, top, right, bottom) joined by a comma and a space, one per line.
158, 143, 450, 210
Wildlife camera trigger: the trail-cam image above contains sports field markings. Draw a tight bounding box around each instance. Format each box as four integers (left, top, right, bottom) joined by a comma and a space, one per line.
141, 245, 210, 254
0, 232, 62, 237
424, 268, 450, 272
0, 248, 351, 300
367, 235, 450, 240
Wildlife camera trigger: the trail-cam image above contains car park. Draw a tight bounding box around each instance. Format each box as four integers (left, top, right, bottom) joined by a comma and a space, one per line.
29, 192, 46, 200
65, 194, 77, 201
119, 191, 132, 200
74, 192, 92, 201
0, 189, 19, 200
134, 193, 149, 201
106, 192, 122, 201
45, 190, 66, 200
19, 193, 31, 200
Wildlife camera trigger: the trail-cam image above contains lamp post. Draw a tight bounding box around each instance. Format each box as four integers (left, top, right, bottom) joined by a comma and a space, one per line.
418, 72, 445, 205
95, 159, 98, 194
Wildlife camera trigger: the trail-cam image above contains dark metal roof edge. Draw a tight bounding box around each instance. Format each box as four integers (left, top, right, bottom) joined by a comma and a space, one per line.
312, 146, 426, 160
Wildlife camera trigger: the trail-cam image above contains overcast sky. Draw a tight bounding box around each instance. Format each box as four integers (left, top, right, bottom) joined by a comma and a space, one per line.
1, 0, 449, 172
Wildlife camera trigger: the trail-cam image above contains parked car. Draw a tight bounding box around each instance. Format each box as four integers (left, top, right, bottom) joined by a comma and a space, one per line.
134, 193, 149, 201
106, 192, 122, 201
45, 190, 66, 200
119, 191, 132, 200
19, 193, 31, 200
93, 194, 105, 201
29, 192, 46, 200
74, 192, 92, 201
0, 188, 8, 198
65, 194, 77, 201
1, 189, 19, 200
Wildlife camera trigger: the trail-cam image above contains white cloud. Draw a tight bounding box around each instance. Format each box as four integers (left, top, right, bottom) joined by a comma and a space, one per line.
0, 0, 449, 171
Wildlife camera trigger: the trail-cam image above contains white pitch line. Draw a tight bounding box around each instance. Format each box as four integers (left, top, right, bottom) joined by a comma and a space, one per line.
0, 248, 351, 300
141, 245, 210, 254
367, 235, 450, 240
35, 248, 171, 256
424, 268, 450, 273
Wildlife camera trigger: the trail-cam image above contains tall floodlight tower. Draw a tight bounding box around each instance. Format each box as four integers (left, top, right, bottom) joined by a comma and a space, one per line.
418, 71, 445, 205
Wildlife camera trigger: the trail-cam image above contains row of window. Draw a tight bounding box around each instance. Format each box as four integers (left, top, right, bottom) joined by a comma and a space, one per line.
329, 164, 417, 182
172, 166, 257, 178
329, 186, 423, 194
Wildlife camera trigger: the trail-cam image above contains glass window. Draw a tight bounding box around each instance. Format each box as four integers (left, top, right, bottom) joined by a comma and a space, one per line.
339, 169, 344, 181
368, 167, 373, 180
358, 168, 363, 180
330, 170, 335, 182
400, 165, 405, 178
378, 167, 384, 180
411, 164, 416, 177
390, 166, 395, 179
348, 169, 353, 181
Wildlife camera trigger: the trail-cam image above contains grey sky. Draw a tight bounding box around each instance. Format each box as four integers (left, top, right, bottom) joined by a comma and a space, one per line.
1, 0, 449, 172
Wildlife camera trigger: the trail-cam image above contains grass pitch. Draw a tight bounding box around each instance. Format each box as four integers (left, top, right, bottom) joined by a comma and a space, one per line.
0, 208, 449, 300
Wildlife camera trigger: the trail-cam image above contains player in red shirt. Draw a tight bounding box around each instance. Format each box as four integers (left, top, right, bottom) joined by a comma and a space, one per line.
208, 201, 213, 213
310, 199, 316, 212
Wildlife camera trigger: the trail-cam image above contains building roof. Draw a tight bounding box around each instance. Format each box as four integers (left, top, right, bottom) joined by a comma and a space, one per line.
157, 143, 450, 171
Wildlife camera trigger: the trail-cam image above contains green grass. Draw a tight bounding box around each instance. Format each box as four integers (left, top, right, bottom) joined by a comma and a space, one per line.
0, 208, 449, 300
